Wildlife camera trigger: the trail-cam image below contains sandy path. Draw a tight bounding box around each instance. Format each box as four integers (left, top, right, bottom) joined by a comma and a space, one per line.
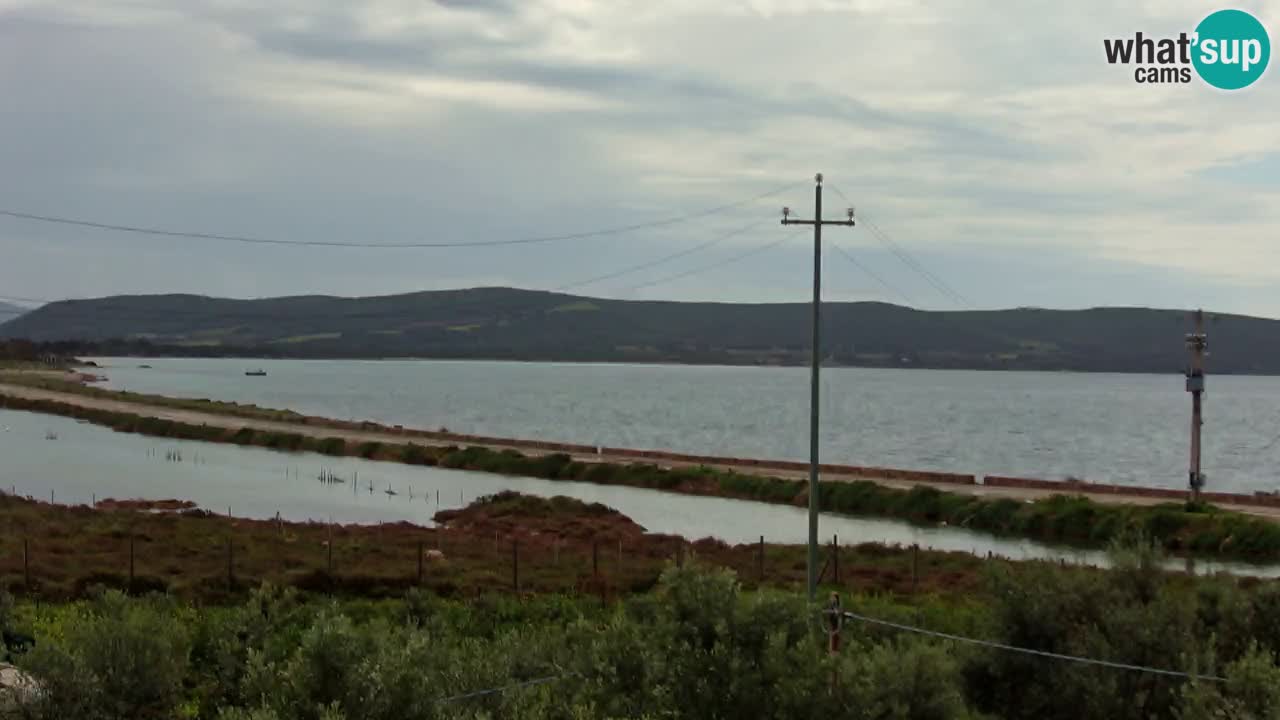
4, 381, 1278, 521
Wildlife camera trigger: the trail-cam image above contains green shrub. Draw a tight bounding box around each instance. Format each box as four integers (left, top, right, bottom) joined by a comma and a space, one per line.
317, 438, 346, 456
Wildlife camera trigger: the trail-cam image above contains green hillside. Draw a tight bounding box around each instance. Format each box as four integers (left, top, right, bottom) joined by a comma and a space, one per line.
0, 287, 1268, 373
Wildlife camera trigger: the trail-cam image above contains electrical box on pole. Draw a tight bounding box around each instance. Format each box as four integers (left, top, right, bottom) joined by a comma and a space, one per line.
1185, 309, 1207, 502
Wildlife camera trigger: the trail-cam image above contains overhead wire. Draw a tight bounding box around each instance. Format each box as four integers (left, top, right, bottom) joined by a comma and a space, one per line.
554, 218, 772, 292
829, 242, 917, 308
0, 220, 779, 324
832, 609, 1225, 682
625, 234, 794, 292
860, 215, 971, 308
0, 181, 803, 250
825, 185, 971, 308
434, 673, 578, 704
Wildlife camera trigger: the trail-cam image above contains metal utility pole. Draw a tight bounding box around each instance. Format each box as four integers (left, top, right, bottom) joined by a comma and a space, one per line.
1185, 309, 1207, 502
782, 173, 855, 600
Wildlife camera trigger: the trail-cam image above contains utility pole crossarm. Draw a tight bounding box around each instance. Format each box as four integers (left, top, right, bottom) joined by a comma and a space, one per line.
781, 172, 857, 602
781, 218, 855, 227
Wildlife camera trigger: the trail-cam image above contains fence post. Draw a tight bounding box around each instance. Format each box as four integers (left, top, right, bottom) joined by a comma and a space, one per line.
832, 534, 840, 586
827, 592, 842, 695
417, 539, 424, 586
911, 544, 919, 596
752, 532, 762, 584
512, 538, 519, 593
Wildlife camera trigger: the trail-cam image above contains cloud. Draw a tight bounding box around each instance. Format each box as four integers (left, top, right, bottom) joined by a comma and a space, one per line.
0, 0, 1278, 318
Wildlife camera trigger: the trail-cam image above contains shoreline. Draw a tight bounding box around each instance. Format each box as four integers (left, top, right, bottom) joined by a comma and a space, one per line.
82, 352, 1280, 376
5, 371, 1275, 515
5, 380, 1280, 562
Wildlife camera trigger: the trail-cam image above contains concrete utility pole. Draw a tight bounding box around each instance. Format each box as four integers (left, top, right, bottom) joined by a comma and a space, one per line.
1185, 309, 1207, 502
782, 173, 855, 601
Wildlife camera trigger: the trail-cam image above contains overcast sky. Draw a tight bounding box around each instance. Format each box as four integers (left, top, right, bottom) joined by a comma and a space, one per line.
0, 0, 1277, 315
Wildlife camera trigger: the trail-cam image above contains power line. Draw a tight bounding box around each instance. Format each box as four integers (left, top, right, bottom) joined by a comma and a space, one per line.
0, 181, 803, 250
861, 216, 971, 308
829, 242, 916, 308
434, 673, 576, 704
0, 223, 780, 324
834, 610, 1224, 682
825, 185, 971, 308
625, 234, 793, 292
554, 219, 771, 292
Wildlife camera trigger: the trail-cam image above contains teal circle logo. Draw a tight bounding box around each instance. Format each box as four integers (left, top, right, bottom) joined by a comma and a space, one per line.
1192, 9, 1270, 90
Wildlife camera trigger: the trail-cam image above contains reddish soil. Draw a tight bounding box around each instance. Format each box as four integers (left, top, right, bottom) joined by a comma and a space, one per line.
0, 490, 996, 602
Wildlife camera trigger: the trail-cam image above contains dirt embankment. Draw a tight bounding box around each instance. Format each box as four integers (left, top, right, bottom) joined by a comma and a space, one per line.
434, 491, 650, 542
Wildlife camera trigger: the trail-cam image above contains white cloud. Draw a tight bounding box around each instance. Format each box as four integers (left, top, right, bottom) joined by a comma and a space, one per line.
0, 0, 1277, 316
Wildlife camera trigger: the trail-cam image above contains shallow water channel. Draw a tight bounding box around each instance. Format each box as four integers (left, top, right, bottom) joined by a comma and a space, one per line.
2, 408, 1276, 577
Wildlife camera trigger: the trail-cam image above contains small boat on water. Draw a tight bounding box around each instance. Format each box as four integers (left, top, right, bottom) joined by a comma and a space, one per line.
245, 369, 267, 377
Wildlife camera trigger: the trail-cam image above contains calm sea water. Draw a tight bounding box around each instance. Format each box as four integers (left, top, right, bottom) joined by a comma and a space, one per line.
88, 358, 1280, 494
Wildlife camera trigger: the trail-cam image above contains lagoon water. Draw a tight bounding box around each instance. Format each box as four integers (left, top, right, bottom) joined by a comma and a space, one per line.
3, 407, 1275, 577
0, 407, 1065, 557
87, 357, 1280, 494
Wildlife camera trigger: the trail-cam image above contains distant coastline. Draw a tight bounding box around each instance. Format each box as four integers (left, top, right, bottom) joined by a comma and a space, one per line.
1, 287, 1270, 374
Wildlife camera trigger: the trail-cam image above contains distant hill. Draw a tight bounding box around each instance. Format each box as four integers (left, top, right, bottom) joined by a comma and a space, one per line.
0, 287, 1270, 373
